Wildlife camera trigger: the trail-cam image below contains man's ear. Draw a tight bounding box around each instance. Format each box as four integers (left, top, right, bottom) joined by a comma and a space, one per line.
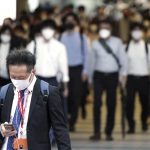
32, 68, 36, 74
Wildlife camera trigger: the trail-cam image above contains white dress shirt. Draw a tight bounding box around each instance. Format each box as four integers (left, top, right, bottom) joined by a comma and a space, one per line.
127, 40, 150, 76
0, 43, 10, 79
27, 38, 69, 82
2, 76, 37, 150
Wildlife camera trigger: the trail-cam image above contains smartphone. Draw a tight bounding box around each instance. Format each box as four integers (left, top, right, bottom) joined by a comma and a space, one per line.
4, 124, 15, 131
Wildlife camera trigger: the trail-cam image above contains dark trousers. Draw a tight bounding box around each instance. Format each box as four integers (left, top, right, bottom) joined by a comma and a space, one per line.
93, 71, 118, 136
126, 75, 149, 130
68, 65, 82, 127
0, 77, 11, 88
80, 80, 89, 117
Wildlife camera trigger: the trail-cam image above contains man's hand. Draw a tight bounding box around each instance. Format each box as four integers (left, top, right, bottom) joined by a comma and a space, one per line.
82, 73, 88, 82
119, 75, 127, 89
62, 82, 69, 98
63, 87, 69, 98
0, 123, 16, 137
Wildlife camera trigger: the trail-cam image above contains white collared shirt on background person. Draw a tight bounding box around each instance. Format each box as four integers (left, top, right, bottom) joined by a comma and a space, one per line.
2, 75, 37, 150
127, 40, 150, 76
0, 43, 10, 79
26, 38, 69, 82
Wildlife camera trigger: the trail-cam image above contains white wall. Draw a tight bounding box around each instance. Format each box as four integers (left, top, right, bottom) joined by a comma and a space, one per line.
38, 0, 103, 12
28, 0, 40, 12
0, 0, 16, 25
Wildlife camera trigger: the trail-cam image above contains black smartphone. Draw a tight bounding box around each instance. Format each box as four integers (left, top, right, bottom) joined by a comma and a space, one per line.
4, 124, 15, 131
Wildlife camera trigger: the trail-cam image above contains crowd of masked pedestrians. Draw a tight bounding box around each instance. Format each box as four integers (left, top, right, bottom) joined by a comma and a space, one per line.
0, 1, 150, 142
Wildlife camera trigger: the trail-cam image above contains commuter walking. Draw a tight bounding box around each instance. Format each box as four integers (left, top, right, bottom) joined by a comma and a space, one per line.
0, 25, 26, 87
89, 18, 128, 141
27, 19, 69, 96
60, 12, 89, 132
126, 22, 150, 134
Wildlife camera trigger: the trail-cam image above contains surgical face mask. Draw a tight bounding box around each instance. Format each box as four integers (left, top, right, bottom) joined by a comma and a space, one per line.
11, 73, 32, 90
131, 30, 143, 41
65, 22, 75, 30
99, 29, 111, 39
42, 28, 55, 40
0, 34, 11, 43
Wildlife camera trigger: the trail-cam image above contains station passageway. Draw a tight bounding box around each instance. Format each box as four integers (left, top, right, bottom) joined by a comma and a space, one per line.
53, 92, 150, 150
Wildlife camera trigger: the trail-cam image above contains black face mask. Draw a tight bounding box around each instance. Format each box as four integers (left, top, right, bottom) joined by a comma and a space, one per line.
65, 22, 75, 30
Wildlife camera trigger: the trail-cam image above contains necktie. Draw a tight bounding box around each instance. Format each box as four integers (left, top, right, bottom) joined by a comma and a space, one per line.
7, 90, 25, 150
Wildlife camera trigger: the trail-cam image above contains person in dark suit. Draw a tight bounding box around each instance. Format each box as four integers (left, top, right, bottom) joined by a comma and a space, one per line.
0, 50, 71, 150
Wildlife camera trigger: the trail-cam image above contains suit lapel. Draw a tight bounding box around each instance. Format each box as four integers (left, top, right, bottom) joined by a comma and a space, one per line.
28, 79, 41, 123
2, 84, 14, 122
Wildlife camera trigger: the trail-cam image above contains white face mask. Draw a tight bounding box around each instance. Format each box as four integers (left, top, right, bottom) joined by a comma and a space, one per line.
11, 73, 32, 90
99, 29, 111, 39
0, 34, 11, 43
42, 28, 55, 40
131, 30, 143, 41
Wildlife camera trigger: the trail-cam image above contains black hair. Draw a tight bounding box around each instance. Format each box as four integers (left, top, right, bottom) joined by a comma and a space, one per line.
14, 24, 26, 33
40, 19, 57, 30
62, 12, 80, 25
0, 25, 12, 34
98, 17, 113, 26
130, 22, 144, 31
78, 5, 85, 12
7, 50, 36, 72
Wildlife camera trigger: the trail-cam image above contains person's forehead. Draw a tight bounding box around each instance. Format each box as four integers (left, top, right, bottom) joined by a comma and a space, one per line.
100, 23, 111, 28
66, 16, 75, 21
42, 26, 54, 30
9, 64, 28, 72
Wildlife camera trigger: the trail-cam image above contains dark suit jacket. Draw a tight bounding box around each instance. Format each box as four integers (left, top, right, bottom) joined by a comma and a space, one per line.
0, 79, 71, 150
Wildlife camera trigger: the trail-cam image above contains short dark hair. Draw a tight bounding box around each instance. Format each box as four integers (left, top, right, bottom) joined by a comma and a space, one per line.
0, 25, 12, 35
40, 19, 57, 30
99, 18, 113, 26
130, 22, 144, 31
7, 50, 36, 72
62, 12, 80, 25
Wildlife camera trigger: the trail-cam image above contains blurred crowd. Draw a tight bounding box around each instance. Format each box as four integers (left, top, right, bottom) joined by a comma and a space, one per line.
0, 1, 150, 44
0, 0, 150, 141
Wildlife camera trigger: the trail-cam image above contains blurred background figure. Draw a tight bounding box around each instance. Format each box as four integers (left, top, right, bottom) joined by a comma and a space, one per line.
60, 12, 89, 132
27, 19, 69, 95
27, 19, 69, 145
89, 18, 127, 141
0, 25, 26, 87
27, 19, 69, 117
0, 26, 13, 87
125, 22, 150, 134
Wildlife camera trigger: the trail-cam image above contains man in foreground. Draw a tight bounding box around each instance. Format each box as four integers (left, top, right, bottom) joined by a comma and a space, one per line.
0, 50, 71, 150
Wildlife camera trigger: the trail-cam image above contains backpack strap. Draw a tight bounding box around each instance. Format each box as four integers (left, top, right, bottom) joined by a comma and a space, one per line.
125, 42, 130, 52
40, 80, 49, 102
80, 33, 84, 53
145, 42, 148, 55
126, 41, 148, 55
99, 39, 121, 69
0, 83, 11, 105
80, 33, 86, 65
